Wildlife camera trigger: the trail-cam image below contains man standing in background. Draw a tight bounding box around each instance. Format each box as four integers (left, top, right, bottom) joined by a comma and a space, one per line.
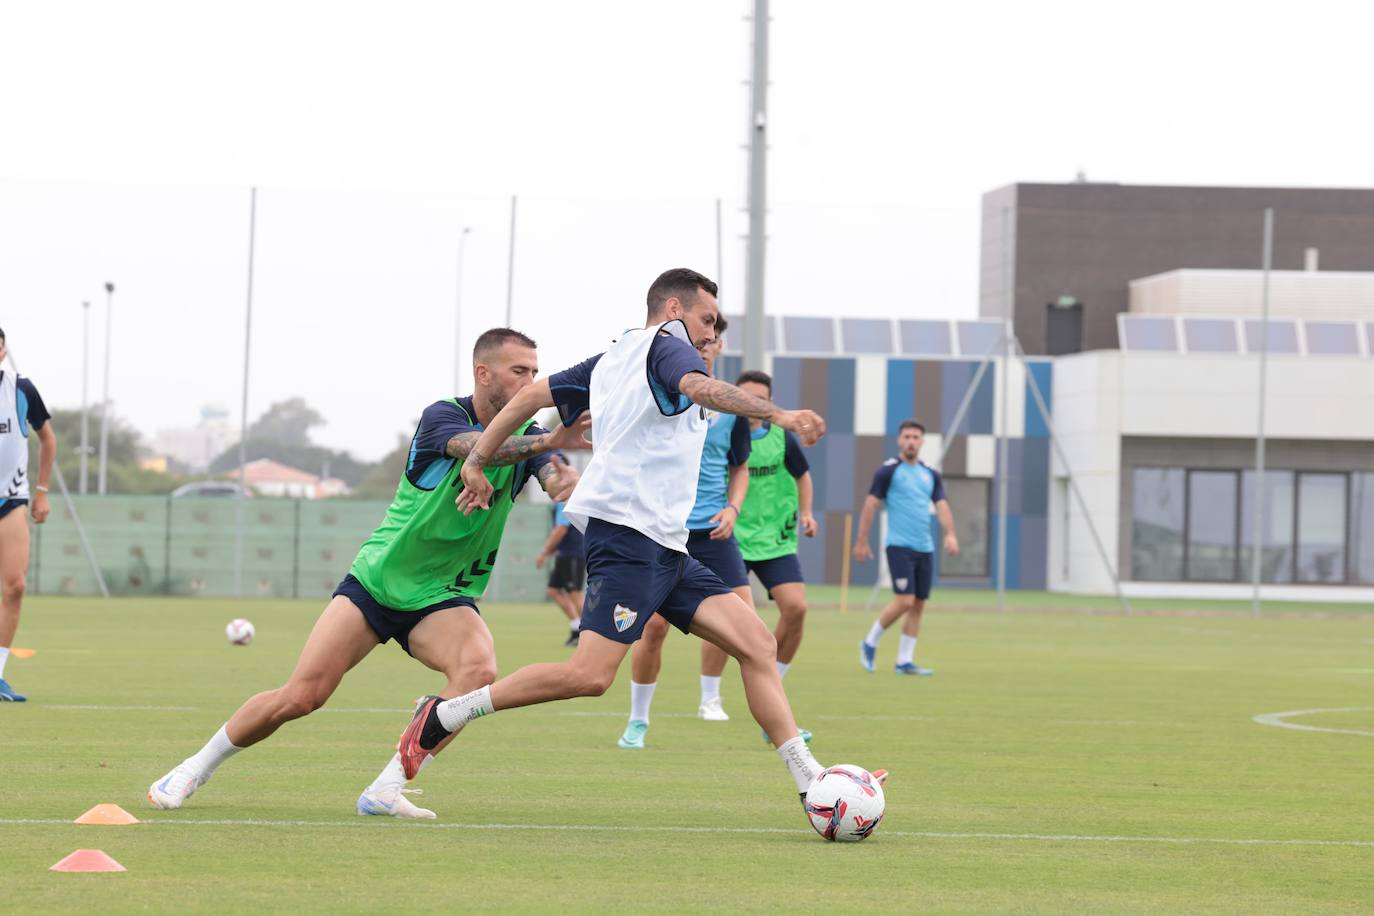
537, 499, 585, 647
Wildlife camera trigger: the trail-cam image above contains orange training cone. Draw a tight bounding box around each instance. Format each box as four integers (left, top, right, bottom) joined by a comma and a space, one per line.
74, 804, 140, 825
50, 849, 127, 872
9, 647, 35, 658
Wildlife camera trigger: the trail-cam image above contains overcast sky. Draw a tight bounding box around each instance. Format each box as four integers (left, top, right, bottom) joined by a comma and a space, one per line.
3, 0, 1372, 463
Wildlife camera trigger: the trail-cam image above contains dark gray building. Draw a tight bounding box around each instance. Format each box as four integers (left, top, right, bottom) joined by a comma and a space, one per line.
980, 182, 1374, 355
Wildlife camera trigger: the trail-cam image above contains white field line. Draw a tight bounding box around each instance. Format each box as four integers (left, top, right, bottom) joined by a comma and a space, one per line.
1, 816, 1370, 848
1252, 707, 1374, 738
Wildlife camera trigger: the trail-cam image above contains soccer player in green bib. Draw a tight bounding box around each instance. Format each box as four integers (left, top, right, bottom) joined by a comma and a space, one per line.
722, 369, 818, 743
149, 328, 587, 818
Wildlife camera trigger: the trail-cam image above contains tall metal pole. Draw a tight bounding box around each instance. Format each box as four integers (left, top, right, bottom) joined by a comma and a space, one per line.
97, 282, 114, 495
454, 226, 472, 393
1251, 208, 1274, 619
715, 197, 724, 293
996, 206, 1012, 609
504, 195, 517, 327
743, 0, 770, 371
233, 187, 258, 598
80, 300, 91, 494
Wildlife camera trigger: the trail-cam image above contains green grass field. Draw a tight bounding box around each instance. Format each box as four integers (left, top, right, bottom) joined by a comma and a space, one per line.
3, 595, 1373, 913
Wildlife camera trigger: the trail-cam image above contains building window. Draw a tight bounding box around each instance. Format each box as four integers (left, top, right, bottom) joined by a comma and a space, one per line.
1185, 470, 1239, 581
1297, 473, 1347, 583
1131, 468, 1185, 580
940, 477, 988, 578
1352, 473, 1374, 585
1240, 470, 1295, 583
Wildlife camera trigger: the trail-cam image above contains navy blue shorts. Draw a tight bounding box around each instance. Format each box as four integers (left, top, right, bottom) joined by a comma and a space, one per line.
580, 518, 733, 644
886, 546, 934, 599
744, 553, 804, 594
0, 499, 28, 521
333, 573, 479, 657
547, 555, 587, 592
686, 529, 749, 589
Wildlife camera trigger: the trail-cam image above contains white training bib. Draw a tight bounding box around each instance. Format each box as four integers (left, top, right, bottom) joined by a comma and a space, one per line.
564, 320, 708, 552
0, 372, 31, 501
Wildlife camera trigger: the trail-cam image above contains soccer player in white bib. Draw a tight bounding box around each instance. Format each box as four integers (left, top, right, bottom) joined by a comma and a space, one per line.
396, 269, 885, 812
0, 329, 56, 703
853, 420, 959, 675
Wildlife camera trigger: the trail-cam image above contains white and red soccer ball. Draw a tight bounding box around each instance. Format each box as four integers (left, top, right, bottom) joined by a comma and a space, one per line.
225, 618, 255, 646
804, 764, 885, 842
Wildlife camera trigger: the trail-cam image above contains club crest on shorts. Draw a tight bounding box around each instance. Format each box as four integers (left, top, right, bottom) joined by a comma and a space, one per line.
895, 578, 909, 591
613, 604, 638, 632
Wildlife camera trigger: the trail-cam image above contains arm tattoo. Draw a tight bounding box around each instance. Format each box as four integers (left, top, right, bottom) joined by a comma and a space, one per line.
536, 460, 561, 489
447, 431, 550, 466
679, 375, 775, 420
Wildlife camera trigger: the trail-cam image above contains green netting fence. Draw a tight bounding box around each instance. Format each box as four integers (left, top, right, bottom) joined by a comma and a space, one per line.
29, 495, 552, 603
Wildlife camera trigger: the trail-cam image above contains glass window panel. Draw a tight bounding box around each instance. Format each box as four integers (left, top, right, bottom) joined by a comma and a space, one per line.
1366, 322, 1374, 356
1187, 470, 1238, 581
1240, 470, 1295, 583
939, 478, 987, 577
899, 320, 952, 355
1121, 316, 1178, 352
957, 321, 1001, 356
1305, 321, 1359, 355
720, 314, 778, 354
1184, 319, 1239, 353
840, 318, 893, 354
1243, 320, 1299, 354
782, 316, 834, 353
1132, 468, 1185, 580
1351, 473, 1374, 585
1297, 473, 1347, 583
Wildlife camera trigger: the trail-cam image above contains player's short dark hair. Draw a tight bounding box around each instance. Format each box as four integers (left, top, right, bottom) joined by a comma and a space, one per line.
714, 316, 728, 335
473, 327, 537, 362
646, 268, 718, 319
899, 419, 925, 435
735, 370, 772, 392
0, 327, 6, 341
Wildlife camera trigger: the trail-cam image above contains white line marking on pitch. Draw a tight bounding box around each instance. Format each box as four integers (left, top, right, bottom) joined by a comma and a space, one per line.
1252, 707, 1374, 738
1, 816, 1370, 848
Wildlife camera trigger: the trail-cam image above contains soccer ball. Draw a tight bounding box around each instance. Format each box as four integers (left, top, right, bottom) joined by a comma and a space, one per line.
804, 764, 885, 842
225, 618, 255, 646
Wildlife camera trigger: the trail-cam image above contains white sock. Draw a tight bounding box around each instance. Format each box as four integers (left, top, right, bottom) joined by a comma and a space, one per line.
569, 619, 580, 633
0, 646, 9, 679
864, 621, 886, 648
897, 635, 918, 666
436, 685, 494, 732
184, 724, 243, 778
777, 735, 823, 793
776, 661, 790, 679
699, 675, 722, 704
367, 753, 407, 795
629, 681, 656, 723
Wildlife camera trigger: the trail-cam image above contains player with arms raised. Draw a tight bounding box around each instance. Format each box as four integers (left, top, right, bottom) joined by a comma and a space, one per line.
149, 328, 587, 817
395, 268, 884, 813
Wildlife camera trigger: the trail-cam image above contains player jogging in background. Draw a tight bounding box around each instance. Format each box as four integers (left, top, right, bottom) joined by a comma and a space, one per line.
537, 499, 585, 647
0, 328, 56, 703
395, 268, 886, 812
853, 420, 959, 675
148, 328, 588, 818
727, 369, 818, 743
616, 317, 755, 750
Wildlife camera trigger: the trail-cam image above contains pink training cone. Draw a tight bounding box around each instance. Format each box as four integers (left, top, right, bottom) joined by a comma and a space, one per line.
74, 804, 140, 826
49, 849, 127, 872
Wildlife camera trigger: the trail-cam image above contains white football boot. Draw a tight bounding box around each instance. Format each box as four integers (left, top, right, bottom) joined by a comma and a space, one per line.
697, 697, 730, 721
356, 785, 437, 819
147, 764, 208, 810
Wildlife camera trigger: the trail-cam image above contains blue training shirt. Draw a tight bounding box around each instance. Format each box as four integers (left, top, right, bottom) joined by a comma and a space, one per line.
869, 459, 946, 552
686, 413, 752, 531
552, 501, 584, 556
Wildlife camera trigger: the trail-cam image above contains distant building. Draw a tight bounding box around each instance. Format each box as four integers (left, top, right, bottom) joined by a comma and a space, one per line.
154, 404, 235, 473
226, 458, 349, 499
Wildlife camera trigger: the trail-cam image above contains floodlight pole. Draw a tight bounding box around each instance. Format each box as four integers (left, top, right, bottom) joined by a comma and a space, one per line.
743, 0, 770, 371
97, 282, 114, 495
454, 226, 472, 393
80, 300, 91, 494
505, 195, 517, 328
996, 206, 1013, 609
233, 187, 258, 599
715, 197, 724, 292
1250, 208, 1273, 619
